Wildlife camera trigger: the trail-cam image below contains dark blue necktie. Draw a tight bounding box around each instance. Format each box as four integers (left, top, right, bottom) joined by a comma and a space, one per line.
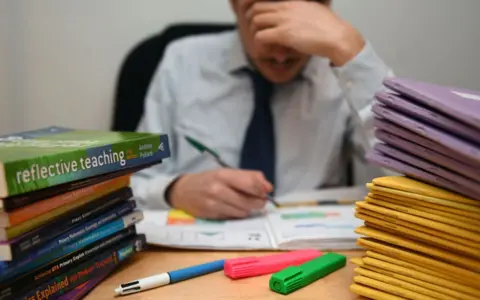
239, 70, 276, 189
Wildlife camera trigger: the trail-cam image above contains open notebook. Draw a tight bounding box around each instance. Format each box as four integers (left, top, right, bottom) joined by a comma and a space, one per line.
136, 205, 362, 251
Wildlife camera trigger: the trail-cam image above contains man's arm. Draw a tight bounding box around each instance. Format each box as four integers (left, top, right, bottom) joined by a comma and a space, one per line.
130, 49, 179, 210
331, 42, 397, 183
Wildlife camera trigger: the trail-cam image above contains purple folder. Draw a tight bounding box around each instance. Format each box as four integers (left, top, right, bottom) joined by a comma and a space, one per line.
383, 77, 480, 131
375, 129, 480, 183
372, 103, 480, 164
366, 150, 479, 200
373, 117, 480, 168
374, 143, 480, 195
375, 91, 480, 143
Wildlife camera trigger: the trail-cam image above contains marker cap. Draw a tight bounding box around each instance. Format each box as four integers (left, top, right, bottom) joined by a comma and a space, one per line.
269, 252, 346, 295
224, 249, 322, 279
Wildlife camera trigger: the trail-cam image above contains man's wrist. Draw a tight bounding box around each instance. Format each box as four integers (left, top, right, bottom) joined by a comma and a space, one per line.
164, 175, 184, 207
328, 24, 365, 67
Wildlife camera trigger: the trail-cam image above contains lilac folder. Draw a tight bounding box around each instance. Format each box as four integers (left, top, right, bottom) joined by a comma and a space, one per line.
375, 91, 480, 143
366, 150, 479, 200
383, 77, 480, 131
374, 143, 480, 195
375, 129, 480, 183
373, 117, 480, 168
372, 103, 480, 164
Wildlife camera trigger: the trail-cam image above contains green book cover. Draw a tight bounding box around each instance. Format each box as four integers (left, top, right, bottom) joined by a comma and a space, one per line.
0, 126, 170, 197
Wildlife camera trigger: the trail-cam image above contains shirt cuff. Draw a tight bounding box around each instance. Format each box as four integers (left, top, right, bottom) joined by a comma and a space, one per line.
130, 173, 178, 210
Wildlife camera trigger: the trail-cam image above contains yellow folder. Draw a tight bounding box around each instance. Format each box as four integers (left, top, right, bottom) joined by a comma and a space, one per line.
368, 192, 480, 225
355, 226, 480, 271
354, 266, 465, 300
356, 201, 480, 243
356, 238, 480, 286
350, 283, 405, 300
351, 253, 479, 293
353, 275, 437, 300
365, 196, 480, 233
366, 183, 480, 213
371, 176, 480, 206
353, 263, 479, 300
355, 207, 480, 249
360, 256, 480, 298
369, 190, 480, 220
355, 212, 480, 258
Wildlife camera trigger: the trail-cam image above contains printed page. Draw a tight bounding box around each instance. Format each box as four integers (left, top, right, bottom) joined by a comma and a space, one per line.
136, 209, 275, 250
265, 205, 363, 250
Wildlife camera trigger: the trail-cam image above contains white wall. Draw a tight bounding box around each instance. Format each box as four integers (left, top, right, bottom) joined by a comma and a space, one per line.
333, 0, 480, 89
7, 0, 234, 132
2, 0, 480, 133
0, 1, 12, 135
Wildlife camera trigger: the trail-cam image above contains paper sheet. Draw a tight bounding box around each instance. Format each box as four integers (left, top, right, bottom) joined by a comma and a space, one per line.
136, 210, 274, 250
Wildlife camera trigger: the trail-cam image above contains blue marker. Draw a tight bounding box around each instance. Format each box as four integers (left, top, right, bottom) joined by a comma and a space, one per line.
114, 259, 225, 296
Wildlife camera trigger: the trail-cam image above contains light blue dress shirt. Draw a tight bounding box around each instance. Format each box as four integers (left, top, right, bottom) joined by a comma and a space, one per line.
131, 30, 394, 210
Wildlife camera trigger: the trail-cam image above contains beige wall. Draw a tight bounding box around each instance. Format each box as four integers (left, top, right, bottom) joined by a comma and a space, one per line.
2, 0, 480, 133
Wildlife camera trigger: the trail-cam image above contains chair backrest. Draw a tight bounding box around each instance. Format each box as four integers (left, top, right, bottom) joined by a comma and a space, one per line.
111, 23, 236, 131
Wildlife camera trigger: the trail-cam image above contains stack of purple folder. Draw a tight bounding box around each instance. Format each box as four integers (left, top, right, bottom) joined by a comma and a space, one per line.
367, 77, 480, 200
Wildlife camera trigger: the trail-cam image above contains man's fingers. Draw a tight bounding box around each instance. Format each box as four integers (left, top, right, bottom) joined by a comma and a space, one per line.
254, 26, 287, 47
249, 12, 282, 35
207, 199, 250, 219
245, 1, 284, 22
215, 169, 271, 197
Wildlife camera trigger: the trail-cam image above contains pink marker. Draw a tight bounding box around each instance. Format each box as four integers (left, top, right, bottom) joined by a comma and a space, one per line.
224, 249, 322, 279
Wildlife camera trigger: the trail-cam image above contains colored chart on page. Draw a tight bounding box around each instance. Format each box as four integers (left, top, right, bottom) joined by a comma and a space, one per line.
167, 210, 224, 225
280, 211, 341, 220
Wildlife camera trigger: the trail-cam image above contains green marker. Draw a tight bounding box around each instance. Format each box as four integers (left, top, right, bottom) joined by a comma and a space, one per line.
269, 252, 346, 295
185, 135, 280, 207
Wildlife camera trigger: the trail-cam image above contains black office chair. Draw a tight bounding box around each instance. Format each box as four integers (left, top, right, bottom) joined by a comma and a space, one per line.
111, 23, 236, 132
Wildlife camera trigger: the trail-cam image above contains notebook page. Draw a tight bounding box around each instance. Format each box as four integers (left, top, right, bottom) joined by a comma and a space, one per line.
136, 209, 274, 250
264, 206, 362, 250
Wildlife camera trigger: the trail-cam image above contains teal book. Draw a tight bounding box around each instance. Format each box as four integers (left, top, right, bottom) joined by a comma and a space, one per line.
0, 126, 170, 197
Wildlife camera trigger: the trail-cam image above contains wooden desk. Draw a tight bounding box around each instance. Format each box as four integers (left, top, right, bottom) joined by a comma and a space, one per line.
86, 248, 363, 300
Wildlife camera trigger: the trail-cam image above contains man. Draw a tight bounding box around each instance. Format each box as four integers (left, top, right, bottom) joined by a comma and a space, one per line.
131, 0, 393, 219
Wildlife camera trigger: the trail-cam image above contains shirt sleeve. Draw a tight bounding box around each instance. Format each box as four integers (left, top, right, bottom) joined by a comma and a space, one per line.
129, 48, 180, 210
331, 42, 399, 183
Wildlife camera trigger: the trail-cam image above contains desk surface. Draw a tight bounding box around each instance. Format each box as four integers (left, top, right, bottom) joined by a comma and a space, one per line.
86, 248, 363, 300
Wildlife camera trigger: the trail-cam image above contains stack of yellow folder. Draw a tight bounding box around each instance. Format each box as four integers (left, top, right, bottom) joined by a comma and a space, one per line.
350, 176, 480, 300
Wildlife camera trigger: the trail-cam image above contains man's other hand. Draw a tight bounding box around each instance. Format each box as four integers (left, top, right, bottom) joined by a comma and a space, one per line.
167, 169, 273, 219
246, 1, 365, 66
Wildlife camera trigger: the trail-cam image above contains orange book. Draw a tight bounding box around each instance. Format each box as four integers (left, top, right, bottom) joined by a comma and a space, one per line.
0, 175, 130, 227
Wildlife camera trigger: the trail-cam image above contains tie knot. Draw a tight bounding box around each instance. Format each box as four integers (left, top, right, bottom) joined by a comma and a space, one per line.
243, 68, 274, 105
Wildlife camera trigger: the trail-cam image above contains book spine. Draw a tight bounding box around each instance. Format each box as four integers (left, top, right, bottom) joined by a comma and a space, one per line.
0, 176, 131, 227
0, 187, 131, 245
0, 227, 137, 299
56, 269, 110, 300
19, 234, 146, 300
3, 133, 170, 197
0, 211, 143, 281
4, 188, 132, 256
4, 175, 130, 241
9, 200, 136, 261
2, 161, 154, 212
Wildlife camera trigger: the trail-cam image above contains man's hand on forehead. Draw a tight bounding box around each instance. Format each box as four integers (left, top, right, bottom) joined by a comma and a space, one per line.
239, 0, 365, 66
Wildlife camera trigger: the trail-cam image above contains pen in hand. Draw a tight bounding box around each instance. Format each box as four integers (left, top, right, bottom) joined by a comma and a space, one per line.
185, 135, 280, 207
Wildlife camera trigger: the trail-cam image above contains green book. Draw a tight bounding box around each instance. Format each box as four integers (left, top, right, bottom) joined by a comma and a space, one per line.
0, 126, 170, 197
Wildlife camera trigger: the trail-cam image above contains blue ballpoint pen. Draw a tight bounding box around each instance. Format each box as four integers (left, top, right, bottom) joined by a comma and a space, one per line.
114, 259, 225, 296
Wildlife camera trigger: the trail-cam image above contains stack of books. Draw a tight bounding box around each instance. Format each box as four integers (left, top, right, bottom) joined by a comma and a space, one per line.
0, 126, 170, 299
349, 77, 480, 299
